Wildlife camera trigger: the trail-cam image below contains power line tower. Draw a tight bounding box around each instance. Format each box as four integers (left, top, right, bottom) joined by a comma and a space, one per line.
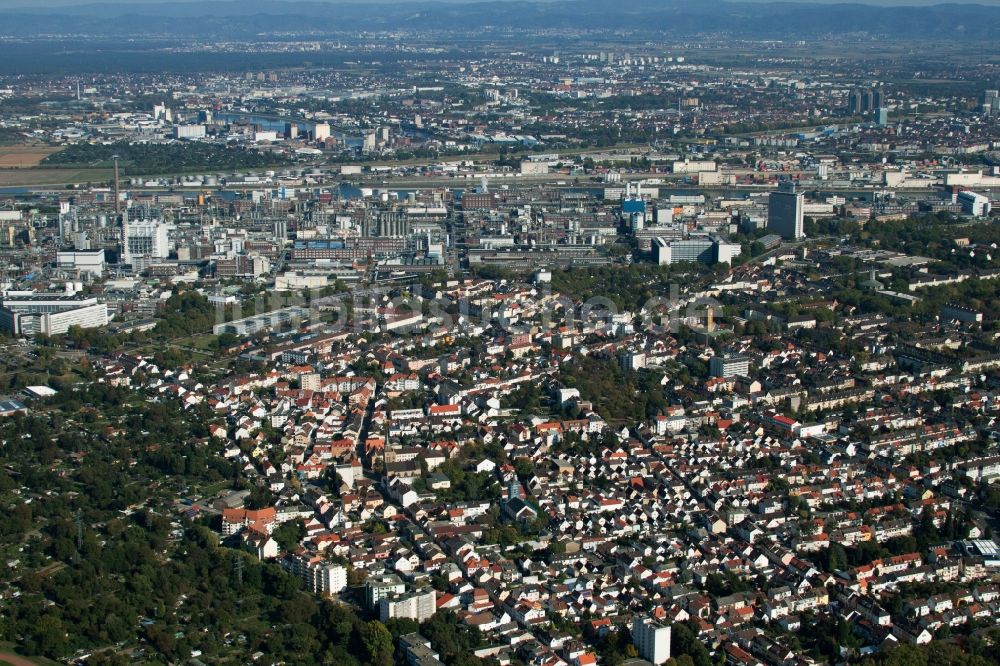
233, 552, 244, 587
75, 510, 83, 552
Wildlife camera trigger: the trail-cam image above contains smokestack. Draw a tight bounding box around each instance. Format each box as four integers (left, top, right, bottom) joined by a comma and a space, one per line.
113, 156, 120, 216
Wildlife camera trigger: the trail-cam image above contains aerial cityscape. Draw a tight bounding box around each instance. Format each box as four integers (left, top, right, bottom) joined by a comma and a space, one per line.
1, 0, 1000, 665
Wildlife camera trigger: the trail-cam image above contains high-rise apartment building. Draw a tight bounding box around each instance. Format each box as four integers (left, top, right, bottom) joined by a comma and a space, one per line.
379, 588, 436, 623
632, 617, 671, 665
710, 354, 751, 378
767, 182, 804, 240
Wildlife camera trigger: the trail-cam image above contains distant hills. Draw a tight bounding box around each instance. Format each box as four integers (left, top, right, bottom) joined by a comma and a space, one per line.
1, 0, 1000, 40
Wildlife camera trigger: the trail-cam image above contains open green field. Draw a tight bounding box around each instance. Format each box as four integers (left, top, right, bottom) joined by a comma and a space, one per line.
0, 145, 62, 168
0, 168, 112, 187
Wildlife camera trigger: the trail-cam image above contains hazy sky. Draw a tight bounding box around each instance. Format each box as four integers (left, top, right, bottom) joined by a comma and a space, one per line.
2, 0, 1000, 7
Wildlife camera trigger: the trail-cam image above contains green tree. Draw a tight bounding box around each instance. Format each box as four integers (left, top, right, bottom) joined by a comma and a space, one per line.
362, 620, 393, 666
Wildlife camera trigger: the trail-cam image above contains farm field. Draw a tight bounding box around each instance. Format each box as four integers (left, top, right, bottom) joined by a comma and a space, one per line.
0, 145, 62, 168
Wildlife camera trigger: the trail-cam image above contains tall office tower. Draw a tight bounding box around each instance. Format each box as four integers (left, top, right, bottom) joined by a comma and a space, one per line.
983, 90, 999, 115
767, 182, 805, 240
872, 88, 885, 109
861, 90, 874, 113
848, 90, 863, 114
632, 617, 671, 665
